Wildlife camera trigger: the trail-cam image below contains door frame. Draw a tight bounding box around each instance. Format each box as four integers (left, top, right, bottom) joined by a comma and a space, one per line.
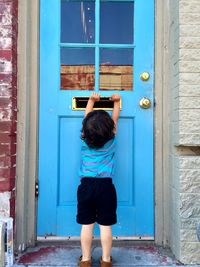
16, 0, 170, 251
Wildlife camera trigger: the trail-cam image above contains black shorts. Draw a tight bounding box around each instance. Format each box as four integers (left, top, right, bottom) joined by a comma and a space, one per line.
76, 177, 117, 226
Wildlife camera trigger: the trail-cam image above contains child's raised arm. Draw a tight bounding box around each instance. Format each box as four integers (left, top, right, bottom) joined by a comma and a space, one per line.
84, 92, 100, 117
111, 94, 121, 133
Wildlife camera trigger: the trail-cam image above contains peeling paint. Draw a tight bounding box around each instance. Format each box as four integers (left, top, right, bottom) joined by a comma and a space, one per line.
0, 108, 12, 120
0, 59, 12, 73
0, 191, 10, 217
0, 37, 12, 49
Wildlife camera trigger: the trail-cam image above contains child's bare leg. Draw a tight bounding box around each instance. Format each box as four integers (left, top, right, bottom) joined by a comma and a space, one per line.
99, 225, 112, 262
80, 223, 94, 261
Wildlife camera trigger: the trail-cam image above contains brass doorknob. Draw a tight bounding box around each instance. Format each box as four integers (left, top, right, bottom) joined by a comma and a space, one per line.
140, 72, 150, 81
139, 97, 151, 109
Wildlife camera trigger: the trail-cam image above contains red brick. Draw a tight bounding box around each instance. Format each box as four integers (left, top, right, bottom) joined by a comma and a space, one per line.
0, 99, 15, 110
0, 132, 16, 142
8, 177, 15, 189
0, 166, 15, 177
0, 97, 12, 108
0, 73, 12, 82
9, 192, 15, 218
10, 96, 17, 107
0, 132, 10, 142
0, 180, 10, 191
0, 155, 16, 167
0, 120, 12, 131
0, 178, 15, 192
0, 0, 18, 219
0, 156, 9, 167
11, 112, 17, 122
0, 167, 10, 178
0, 143, 16, 156
11, 74, 17, 87
0, 49, 12, 60
0, 143, 10, 154
10, 142, 16, 154
0, 0, 18, 220
11, 121, 16, 132
12, 2, 18, 21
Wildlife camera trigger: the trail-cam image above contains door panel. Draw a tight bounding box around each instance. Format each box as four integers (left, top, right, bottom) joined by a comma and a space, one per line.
38, 0, 154, 237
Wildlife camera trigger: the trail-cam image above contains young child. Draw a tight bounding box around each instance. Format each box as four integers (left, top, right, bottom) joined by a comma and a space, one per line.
77, 92, 121, 267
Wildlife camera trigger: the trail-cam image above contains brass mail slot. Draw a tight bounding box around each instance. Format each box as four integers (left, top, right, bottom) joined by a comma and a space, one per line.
72, 96, 122, 111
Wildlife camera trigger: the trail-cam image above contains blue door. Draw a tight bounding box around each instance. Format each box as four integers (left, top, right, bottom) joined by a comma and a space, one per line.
38, 0, 154, 238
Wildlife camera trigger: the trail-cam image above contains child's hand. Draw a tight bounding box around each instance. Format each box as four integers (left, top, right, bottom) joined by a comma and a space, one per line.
90, 92, 100, 102
85, 93, 100, 117
110, 94, 121, 102
111, 94, 121, 133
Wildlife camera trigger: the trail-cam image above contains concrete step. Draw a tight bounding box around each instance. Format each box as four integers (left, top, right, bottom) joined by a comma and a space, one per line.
14, 243, 195, 267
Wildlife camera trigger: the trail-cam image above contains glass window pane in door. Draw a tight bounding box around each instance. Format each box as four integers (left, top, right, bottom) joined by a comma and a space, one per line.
100, 1, 134, 44
61, 0, 95, 43
100, 48, 133, 91
61, 48, 95, 90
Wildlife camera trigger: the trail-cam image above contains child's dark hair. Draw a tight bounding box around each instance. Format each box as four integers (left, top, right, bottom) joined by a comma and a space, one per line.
81, 110, 115, 149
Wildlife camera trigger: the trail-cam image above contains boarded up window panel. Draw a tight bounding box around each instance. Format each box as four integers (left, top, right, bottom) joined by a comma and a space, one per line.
100, 65, 133, 91
61, 65, 132, 90
61, 65, 95, 90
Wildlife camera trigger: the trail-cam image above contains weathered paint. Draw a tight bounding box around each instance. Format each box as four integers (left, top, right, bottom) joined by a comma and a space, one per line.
0, 192, 10, 217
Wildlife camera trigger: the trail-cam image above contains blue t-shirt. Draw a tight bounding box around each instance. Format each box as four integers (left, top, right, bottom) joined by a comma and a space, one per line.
79, 138, 116, 179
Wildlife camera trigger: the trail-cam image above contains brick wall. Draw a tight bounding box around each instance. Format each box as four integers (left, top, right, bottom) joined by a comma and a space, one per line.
0, 0, 18, 219
169, 0, 200, 264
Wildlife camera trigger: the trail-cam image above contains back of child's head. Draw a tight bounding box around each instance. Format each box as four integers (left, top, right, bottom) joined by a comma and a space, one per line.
81, 110, 115, 149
